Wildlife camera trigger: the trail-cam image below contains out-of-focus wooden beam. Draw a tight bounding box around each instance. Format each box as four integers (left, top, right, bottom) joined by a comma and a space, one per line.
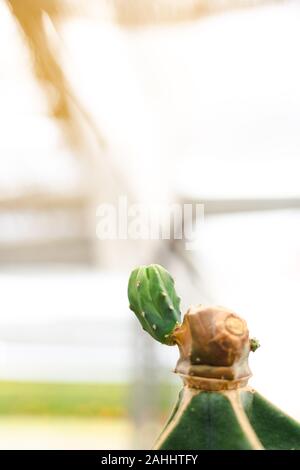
0, 193, 89, 211
183, 197, 300, 215
112, 0, 283, 27
18, 0, 283, 26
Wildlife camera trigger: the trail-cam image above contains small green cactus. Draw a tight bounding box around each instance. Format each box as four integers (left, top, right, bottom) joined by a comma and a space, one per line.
250, 337, 260, 352
127, 264, 300, 450
128, 264, 181, 345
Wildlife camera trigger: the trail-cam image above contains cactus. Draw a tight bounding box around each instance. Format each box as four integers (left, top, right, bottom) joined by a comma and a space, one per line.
128, 264, 181, 345
128, 264, 300, 450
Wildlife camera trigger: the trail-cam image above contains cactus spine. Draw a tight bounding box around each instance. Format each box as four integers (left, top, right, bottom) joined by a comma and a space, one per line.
128, 264, 181, 345
127, 264, 300, 450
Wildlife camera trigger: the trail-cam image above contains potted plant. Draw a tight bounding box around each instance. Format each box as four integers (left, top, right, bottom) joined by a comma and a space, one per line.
128, 264, 300, 450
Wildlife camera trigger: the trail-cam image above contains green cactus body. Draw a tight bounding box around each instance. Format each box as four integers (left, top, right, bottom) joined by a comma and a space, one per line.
128, 264, 181, 345
155, 388, 300, 450
127, 264, 300, 450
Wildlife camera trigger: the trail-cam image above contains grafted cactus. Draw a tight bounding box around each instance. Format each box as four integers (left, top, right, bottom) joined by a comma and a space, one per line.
128, 264, 181, 345
128, 264, 300, 450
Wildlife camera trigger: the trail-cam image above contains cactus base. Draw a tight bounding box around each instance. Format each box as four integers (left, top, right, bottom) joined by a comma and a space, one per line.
155, 386, 300, 450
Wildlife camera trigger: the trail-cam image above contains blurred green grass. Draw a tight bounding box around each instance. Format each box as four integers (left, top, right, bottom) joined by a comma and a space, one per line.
0, 381, 178, 418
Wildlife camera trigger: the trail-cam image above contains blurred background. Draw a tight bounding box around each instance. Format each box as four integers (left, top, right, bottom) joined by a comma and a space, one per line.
0, 0, 299, 449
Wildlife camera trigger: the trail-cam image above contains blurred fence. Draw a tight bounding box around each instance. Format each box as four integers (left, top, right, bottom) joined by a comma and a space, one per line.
0, 193, 94, 264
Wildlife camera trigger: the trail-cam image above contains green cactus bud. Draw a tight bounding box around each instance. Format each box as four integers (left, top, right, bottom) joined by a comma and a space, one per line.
128, 264, 181, 345
250, 337, 260, 352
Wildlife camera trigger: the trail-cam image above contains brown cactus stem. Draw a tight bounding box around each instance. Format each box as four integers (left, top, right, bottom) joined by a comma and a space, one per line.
171, 305, 252, 391
178, 375, 250, 392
